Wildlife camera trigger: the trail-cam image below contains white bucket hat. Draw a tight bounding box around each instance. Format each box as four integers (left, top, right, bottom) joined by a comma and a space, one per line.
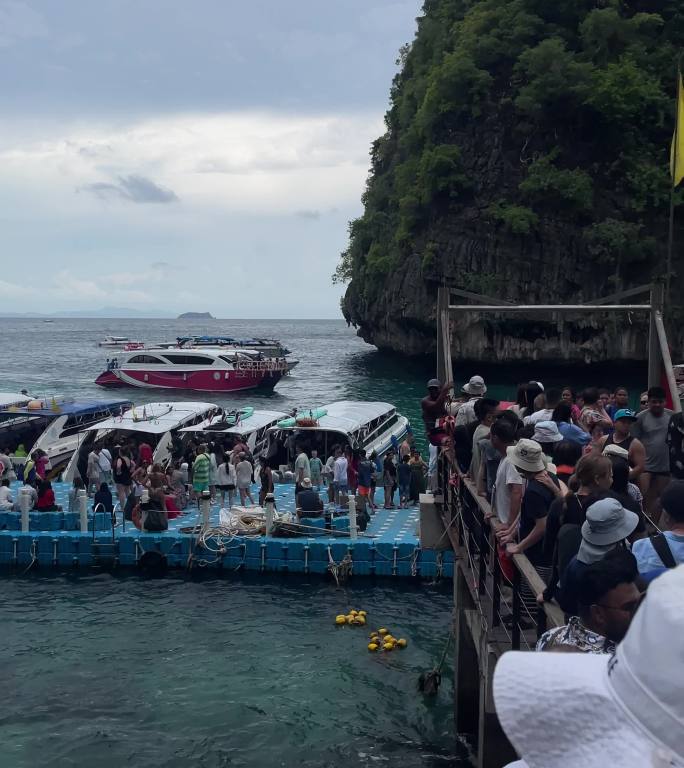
602, 443, 629, 461
532, 420, 563, 444
462, 375, 487, 395
494, 565, 684, 768
506, 439, 545, 473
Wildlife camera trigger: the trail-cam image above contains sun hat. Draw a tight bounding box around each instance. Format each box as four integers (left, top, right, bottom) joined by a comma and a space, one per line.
532, 420, 563, 444
506, 439, 545, 473
493, 565, 684, 768
427, 378, 441, 389
300, 477, 312, 489
602, 443, 629, 461
462, 375, 487, 395
613, 408, 637, 422
528, 380, 544, 392
577, 497, 639, 562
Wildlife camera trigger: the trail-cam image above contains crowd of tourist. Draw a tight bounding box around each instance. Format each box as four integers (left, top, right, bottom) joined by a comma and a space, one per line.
423, 376, 684, 768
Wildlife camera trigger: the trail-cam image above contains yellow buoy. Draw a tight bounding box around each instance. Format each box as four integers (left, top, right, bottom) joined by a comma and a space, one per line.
355, 616, 366, 625
350, 610, 358, 616
359, 610, 367, 617
335, 616, 346, 625
378, 628, 388, 636
396, 638, 408, 648
382, 642, 394, 651
346, 615, 354, 623
368, 643, 379, 652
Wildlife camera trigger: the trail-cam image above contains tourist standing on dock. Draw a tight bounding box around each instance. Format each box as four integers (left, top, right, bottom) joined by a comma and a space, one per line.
294, 445, 311, 495
192, 444, 212, 501
113, 448, 132, 507
309, 449, 323, 489
408, 448, 427, 503
537, 548, 640, 653
632, 386, 672, 524
560, 386, 582, 423
606, 386, 629, 421
0, 479, 13, 510
523, 388, 561, 427
259, 462, 273, 507
236, 453, 255, 506
97, 446, 112, 485
332, 446, 348, 505
216, 453, 237, 508
87, 447, 101, 496
552, 402, 590, 445
383, 450, 397, 509
0, 449, 12, 480
356, 449, 375, 511
421, 378, 453, 480
599, 408, 645, 481
138, 440, 153, 468
455, 375, 487, 426
469, 398, 499, 481
501, 440, 559, 584
487, 420, 522, 533
578, 388, 612, 433
632, 480, 684, 575
397, 455, 411, 508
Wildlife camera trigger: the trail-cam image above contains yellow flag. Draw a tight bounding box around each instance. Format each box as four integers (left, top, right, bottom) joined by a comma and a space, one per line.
670, 73, 684, 187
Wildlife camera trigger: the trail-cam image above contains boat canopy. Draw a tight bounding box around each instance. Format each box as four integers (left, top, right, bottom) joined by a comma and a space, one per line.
0, 392, 33, 409
271, 401, 397, 435
0, 397, 131, 419
180, 409, 288, 435
81, 401, 219, 435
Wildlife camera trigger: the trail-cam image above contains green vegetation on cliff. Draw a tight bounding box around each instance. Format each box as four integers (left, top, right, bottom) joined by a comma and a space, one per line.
337, 0, 683, 339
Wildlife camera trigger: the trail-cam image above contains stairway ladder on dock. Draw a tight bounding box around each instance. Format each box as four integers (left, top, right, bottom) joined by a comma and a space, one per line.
92, 503, 118, 567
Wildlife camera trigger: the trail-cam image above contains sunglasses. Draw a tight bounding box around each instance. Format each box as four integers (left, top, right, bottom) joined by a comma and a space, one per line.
640, 400, 647, 405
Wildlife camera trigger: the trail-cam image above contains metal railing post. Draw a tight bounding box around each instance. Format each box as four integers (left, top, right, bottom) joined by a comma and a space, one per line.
512, 568, 521, 650
491, 531, 501, 628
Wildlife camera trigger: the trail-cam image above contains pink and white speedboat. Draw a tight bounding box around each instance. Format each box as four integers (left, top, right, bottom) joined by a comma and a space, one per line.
95, 346, 290, 393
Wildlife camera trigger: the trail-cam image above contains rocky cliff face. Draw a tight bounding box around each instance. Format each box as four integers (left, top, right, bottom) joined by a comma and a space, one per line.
338, 0, 684, 363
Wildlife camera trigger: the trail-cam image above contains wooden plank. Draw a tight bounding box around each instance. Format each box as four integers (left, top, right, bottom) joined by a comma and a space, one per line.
447, 303, 651, 312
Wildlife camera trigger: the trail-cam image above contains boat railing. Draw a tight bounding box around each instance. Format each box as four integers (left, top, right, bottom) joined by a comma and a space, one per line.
437, 453, 564, 651
235, 359, 288, 372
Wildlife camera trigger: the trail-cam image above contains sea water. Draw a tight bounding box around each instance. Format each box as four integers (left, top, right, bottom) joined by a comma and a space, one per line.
0, 317, 645, 766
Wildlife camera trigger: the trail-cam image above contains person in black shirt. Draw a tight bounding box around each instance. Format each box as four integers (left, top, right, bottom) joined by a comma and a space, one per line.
296, 478, 324, 517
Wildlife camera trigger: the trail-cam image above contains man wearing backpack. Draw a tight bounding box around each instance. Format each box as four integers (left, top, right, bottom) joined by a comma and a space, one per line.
632, 480, 684, 577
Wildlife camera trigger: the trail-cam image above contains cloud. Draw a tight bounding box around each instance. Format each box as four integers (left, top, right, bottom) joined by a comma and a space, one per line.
81, 174, 178, 204
0, 110, 382, 215
0, 278, 36, 297
0, 1, 48, 48
296, 209, 321, 220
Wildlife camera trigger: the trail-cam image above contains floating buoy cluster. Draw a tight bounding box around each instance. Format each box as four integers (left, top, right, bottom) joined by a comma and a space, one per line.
335, 609, 367, 626
368, 627, 408, 653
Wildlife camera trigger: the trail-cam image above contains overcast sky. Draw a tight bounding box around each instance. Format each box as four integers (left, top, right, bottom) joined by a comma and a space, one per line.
0, 0, 420, 317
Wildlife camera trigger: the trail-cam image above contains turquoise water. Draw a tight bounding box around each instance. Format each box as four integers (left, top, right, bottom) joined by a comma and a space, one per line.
0, 317, 648, 766
1, 575, 460, 768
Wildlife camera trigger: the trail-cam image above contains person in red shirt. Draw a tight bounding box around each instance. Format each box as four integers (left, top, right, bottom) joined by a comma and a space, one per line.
35, 480, 62, 511
138, 442, 153, 467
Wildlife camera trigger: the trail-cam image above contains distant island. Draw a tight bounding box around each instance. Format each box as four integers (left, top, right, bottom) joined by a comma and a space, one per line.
177, 311, 215, 320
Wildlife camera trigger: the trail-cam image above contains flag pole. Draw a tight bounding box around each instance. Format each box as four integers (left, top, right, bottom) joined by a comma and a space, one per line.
667, 58, 682, 307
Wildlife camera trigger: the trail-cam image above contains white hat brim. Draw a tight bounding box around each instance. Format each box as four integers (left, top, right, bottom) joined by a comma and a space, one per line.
493, 652, 662, 768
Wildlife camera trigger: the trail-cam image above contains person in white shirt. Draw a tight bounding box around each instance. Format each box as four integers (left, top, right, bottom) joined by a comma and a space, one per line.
488, 421, 523, 532
216, 453, 237, 508
0, 479, 13, 510
97, 447, 112, 484
87, 449, 101, 495
455, 375, 487, 427
523, 388, 562, 427
294, 446, 311, 493
235, 453, 255, 506
12, 481, 38, 511
332, 447, 348, 505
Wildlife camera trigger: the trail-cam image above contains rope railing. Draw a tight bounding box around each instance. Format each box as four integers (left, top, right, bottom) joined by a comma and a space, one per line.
438, 455, 564, 651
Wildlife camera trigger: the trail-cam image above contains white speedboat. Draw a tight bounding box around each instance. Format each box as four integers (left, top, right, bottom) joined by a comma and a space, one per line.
179, 408, 289, 459
62, 401, 221, 481
265, 400, 410, 466
97, 335, 143, 348
0, 397, 132, 477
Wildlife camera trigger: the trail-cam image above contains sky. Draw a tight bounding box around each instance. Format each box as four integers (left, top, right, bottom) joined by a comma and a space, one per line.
0, 0, 421, 317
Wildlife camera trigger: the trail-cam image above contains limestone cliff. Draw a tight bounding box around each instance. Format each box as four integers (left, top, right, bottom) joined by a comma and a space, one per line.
337, 0, 684, 363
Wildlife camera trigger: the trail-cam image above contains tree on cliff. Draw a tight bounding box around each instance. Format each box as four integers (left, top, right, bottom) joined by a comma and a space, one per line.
336, 0, 684, 360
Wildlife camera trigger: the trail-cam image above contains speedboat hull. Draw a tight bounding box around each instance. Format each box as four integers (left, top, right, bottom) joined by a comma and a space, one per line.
95, 367, 284, 392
